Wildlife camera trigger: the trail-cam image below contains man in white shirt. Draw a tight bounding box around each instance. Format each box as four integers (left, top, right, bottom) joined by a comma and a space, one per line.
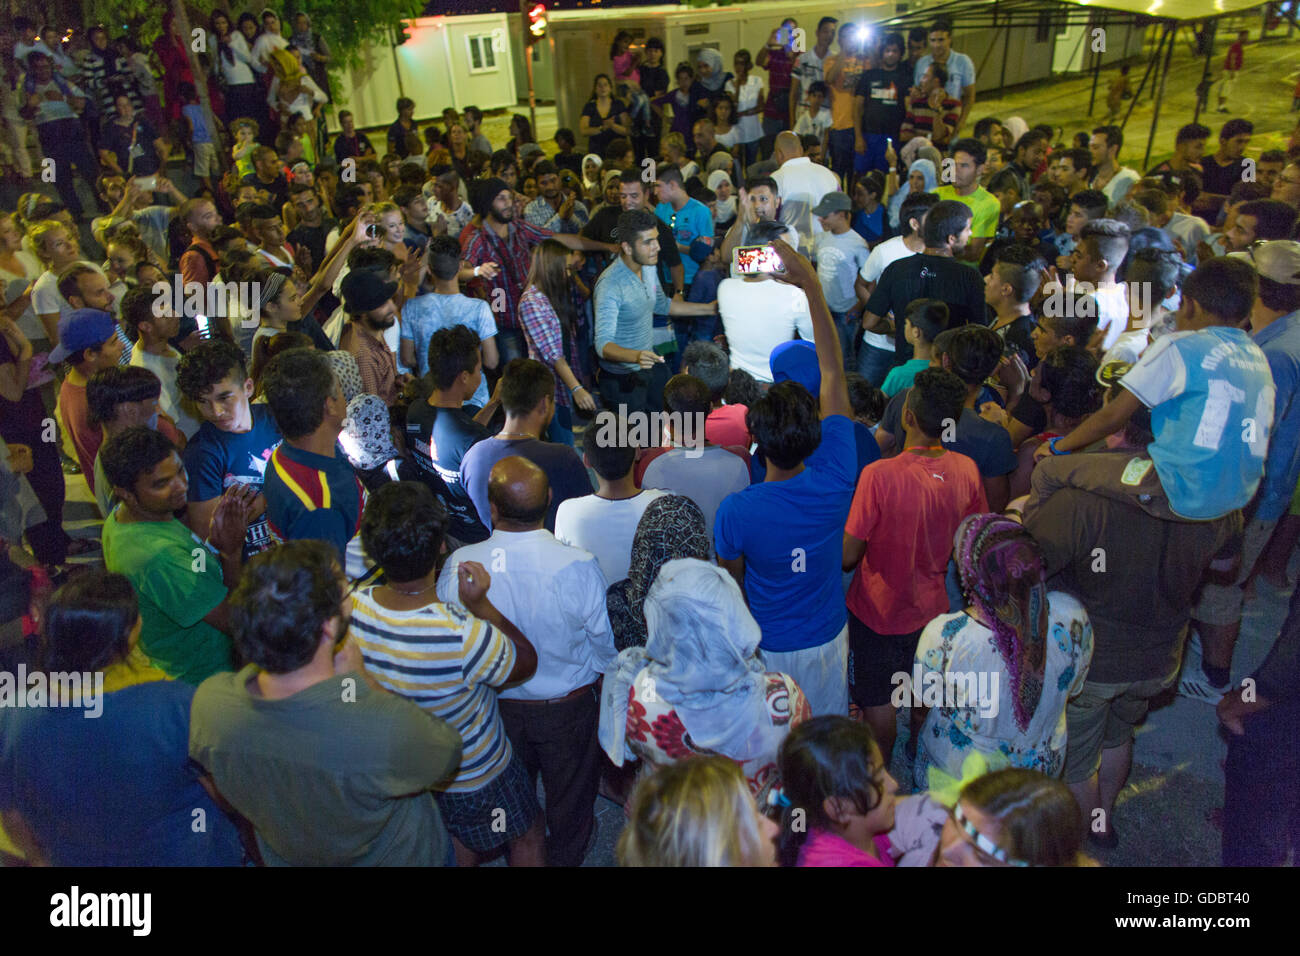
555, 416, 667, 584
771, 131, 839, 255
1066, 218, 1131, 351
436, 456, 615, 867
718, 220, 815, 382
853, 191, 937, 383
812, 191, 870, 370
639, 375, 750, 553
1089, 125, 1140, 206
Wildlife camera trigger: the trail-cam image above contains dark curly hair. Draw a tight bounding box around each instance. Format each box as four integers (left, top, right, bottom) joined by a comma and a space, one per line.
359, 481, 448, 584
230, 540, 344, 674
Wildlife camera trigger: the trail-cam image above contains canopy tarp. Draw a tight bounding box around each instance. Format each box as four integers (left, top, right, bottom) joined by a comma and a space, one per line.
1052, 0, 1268, 20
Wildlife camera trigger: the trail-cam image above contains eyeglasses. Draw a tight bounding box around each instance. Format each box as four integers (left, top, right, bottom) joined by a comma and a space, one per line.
951, 802, 1030, 867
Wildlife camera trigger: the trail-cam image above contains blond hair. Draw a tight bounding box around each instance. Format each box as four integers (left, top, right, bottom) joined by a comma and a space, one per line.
618, 756, 769, 867
29, 220, 70, 265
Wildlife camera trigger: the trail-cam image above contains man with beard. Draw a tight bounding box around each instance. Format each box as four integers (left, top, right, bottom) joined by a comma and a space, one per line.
523, 161, 589, 234
462, 178, 615, 364
853, 32, 910, 174
288, 183, 337, 272
340, 270, 405, 405
593, 209, 717, 417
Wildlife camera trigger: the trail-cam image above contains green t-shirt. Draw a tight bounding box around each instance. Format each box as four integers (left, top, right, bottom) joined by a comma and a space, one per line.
101, 509, 233, 685
936, 184, 1001, 243
881, 358, 932, 397
189, 665, 463, 866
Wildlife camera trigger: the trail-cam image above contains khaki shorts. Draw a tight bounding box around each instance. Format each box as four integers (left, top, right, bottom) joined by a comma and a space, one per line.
193, 141, 218, 178
1063, 672, 1175, 784
1193, 517, 1276, 626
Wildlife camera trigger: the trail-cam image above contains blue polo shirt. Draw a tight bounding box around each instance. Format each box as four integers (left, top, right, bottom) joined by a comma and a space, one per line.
594, 256, 671, 374
913, 51, 977, 99
263, 442, 366, 561
1252, 310, 1300, 522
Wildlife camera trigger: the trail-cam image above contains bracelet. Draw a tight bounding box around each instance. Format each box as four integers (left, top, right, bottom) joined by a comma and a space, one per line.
573, 385, 586, 394
1048, 436, 1071, 456
472, 265, 480, 277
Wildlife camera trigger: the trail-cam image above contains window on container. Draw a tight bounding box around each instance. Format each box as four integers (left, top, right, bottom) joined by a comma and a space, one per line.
467, 35, 499, 73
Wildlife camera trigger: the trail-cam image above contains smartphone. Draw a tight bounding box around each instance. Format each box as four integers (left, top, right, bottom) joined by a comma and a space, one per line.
733, 244, 785, 276
196, 314, 211, 339
364, 222, 382, 240
135, 175, 158, 192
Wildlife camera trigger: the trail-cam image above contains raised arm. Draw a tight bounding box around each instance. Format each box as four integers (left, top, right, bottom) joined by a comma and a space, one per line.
769, 239, 851, 419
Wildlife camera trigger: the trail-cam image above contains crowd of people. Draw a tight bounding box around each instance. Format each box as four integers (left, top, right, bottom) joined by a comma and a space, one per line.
1, 9, 1300, 868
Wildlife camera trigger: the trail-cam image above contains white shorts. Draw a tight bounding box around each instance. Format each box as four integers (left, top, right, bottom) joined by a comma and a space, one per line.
762, 624, 849, 718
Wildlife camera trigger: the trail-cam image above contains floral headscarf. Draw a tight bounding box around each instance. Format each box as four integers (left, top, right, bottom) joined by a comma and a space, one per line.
954, 513, 1048, 732
340, 393, 400, 471
323, 350, 363, 404
606, 495, 709, 651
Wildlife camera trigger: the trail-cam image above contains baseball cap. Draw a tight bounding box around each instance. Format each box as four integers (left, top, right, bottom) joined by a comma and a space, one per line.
49, 309, 118, 365
770, 340, 821, 395
812, 191, 852, 216
1229, 240, 1300, 285
519, 143, 545, 160
340, 270, 398, 314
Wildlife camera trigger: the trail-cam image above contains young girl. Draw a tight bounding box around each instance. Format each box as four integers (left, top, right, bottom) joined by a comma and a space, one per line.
710, 93, 740, 149
934, 768, 1089, 867
231, 119, 259, 179
661, 132, 698, 183
654, 62, 697, 143
776, 715, 900, 867
851, 173, 890, 246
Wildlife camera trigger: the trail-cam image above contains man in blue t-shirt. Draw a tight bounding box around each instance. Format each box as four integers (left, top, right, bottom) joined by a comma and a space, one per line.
653, 165, 714, 291
260, 348, 365, 561
714, 239, 858, 718
178, 341, 282, 560
400, 236, 499, 403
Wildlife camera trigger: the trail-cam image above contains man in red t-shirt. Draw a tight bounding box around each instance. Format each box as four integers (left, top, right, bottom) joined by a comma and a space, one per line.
1218, 30, 1248, 113
842, 367, 986, 760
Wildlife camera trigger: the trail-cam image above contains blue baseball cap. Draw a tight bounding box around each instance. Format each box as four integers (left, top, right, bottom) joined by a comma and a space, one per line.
48, 309, 118, 365
769, 340, 820, 396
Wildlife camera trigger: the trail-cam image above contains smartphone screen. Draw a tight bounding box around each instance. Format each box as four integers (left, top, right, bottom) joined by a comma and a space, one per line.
196, 315, 211, 339
734, 244, 784, 276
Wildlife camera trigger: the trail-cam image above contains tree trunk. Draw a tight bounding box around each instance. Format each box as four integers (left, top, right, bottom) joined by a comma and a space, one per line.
171, 0, 227, 179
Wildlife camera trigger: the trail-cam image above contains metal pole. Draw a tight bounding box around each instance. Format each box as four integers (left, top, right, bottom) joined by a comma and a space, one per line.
1144, 21, 1176, 171
1087, 15, 1104, 116
526, 42, 537, 134
1120, 21, 1166, 131
1192, 18, 1216, 125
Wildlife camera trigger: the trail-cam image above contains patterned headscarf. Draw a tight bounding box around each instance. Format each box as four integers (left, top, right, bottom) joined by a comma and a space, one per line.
954, 513, 1048, 732
340, 393, 400, 471
324, 350, 363, 403
606, 495, 709, 652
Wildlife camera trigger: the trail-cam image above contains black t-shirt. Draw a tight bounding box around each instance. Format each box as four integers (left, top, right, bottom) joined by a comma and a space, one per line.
865, 253, 987, 358
287, 218, 337, 274
555, 152, 584, 178
100, 117, 162, 177
991, 313, 1038, 372
333, 132, 374, 164
854, 65, 910, 140
581, 98, 628, 159
640, 64, 670, 136
404, 401, 491, 544
1200, 156, 1248, 196
583, 207, 681, 288
880, 397, 1017, 478
241, 171, 288, 208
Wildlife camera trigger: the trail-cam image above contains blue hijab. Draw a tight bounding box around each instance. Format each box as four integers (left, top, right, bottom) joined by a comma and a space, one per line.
887, 159, 938, 229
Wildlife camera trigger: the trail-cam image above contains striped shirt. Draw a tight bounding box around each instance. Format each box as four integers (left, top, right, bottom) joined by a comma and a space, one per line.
348, 591, 516, 793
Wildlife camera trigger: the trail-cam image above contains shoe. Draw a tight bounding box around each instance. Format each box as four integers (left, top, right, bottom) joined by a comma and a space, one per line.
1178, 671, 1230, 704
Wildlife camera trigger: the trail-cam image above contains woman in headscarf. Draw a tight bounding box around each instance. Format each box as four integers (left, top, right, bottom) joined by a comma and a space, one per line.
289, 12, 331, 102
690, 48, 731, 122
886, 157, 939, 230
340, 393, 404, 490
708, 169, 737, 231
580, 153, 603, 203
911, 514, 1094, 790
324, 350, 364, 405
1002, 116, 1030, 149
606, 494, 709, 651
599, 558, 812, 800
209, 10, 261, 127
79, 25, 140, 121
153, 11, 195, 122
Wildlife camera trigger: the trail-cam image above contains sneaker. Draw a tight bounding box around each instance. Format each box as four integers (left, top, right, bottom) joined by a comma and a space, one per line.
1178, 671, 1230, 704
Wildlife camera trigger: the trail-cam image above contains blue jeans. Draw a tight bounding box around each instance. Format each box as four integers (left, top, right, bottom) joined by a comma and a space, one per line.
856, 341, 897, 387
831, 311, 857, 372
547, 403, 574, 446
497, 328, 528, 365
856, 133, 890, 175
828, 128, 855, 183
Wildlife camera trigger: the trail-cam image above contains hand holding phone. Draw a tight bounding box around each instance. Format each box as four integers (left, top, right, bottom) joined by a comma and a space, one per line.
734, 244, 786, 276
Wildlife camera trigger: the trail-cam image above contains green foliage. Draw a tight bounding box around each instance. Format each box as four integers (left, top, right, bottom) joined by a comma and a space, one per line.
82, 1, 425, 72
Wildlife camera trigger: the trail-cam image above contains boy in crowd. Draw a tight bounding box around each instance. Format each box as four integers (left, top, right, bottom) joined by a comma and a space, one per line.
178, 340, 282, 560
53, 309, 125, 494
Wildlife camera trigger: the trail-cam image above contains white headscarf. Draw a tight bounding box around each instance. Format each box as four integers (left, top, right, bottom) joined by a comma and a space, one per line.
599, 559, 786, 766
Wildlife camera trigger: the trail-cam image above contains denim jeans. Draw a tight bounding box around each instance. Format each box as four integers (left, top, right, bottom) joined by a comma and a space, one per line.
546, 403, 574, 447
496, 328, 528, 365
856, 341, 898, 387
828, 128, 855, 183
831, 311, 857, 372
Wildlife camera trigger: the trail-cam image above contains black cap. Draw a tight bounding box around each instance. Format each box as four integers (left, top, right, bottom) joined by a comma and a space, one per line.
340, 270, 398, 314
